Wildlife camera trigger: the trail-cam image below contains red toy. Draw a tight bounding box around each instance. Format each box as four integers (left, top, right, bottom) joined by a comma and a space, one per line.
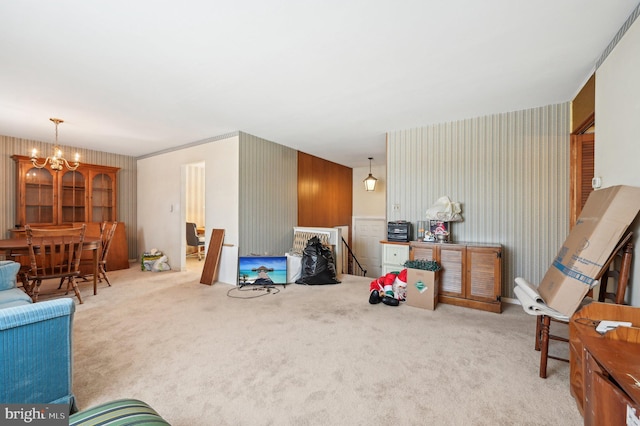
369, 269, 407, 306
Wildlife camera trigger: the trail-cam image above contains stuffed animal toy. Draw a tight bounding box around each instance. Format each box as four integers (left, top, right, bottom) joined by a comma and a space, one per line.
393, 269, 408, 302
369, 271, 405, 306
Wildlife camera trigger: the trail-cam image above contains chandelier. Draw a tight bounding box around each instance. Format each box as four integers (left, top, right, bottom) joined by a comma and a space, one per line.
363, 157, 378, 191
31, 118, 80, 171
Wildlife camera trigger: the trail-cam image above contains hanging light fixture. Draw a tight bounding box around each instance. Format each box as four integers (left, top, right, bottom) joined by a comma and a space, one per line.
30, 118, 80, 171
363, 157, 378, 191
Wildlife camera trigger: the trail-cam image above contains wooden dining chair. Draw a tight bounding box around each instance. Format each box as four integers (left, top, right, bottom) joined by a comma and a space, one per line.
535, 232, 633, 378
25, 224, 87, 304
97, 221, 118, 286
186, 222, 205, 260
75, 221, 117, 287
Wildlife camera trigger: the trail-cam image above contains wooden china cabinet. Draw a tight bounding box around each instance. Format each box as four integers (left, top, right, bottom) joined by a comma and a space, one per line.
12, 155, 119, 227
11, 155, 129, 271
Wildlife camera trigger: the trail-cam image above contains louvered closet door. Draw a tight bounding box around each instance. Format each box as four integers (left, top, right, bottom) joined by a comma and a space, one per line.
570, 133, 594, 228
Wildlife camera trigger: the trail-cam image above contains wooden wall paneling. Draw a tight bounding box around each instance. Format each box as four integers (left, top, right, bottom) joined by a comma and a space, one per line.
297, 152, 352, 234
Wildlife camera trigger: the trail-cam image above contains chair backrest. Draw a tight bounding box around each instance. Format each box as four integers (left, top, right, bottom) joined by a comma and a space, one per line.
186, 222, 200, 246
25, 224, 86, 279
100, 222, 118, 263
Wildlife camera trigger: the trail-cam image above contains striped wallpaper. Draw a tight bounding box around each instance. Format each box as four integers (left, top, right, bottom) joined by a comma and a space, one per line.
238, 132, 298, 256
387, 103, 570, 299
185, 163, 205, 227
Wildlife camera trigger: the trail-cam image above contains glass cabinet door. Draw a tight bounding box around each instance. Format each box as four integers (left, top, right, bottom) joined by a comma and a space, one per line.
61, 170, 86, 223
25, 167, 55, 225
92, 173, 114, 222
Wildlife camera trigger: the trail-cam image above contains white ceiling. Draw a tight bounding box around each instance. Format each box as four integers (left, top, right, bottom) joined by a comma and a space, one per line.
1, 1, 638, 168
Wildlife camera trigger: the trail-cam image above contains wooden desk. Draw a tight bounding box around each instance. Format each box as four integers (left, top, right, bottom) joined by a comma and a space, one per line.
570, 302, 640, 424
581, 334, 640, 425
0, 237, 101, 296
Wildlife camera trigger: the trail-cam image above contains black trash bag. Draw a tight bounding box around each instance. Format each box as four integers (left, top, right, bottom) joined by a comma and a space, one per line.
295, 236, 341, 285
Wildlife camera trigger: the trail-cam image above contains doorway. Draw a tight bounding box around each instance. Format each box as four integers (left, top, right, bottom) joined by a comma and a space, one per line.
353, 217, 386, 278
569, 114, 595, 229
183, 161, 206, 271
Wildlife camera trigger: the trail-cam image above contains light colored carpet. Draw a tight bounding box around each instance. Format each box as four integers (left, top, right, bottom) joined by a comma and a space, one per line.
39, 262, 582, 425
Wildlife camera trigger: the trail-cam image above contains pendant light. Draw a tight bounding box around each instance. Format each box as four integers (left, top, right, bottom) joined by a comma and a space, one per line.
363, 157, 377, 191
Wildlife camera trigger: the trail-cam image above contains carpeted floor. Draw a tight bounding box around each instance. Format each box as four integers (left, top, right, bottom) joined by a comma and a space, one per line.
37, 262, 582, 425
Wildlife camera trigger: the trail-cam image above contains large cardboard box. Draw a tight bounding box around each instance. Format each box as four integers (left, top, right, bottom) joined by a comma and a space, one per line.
406, 268, 439, 310
538, 185, 640, 316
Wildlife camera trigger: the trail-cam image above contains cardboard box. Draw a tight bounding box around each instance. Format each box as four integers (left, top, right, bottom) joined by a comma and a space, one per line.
406, 268, 439, 310
538, 185, 640, 316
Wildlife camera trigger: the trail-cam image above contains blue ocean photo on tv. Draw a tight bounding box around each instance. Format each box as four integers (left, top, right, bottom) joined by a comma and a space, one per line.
238, 256, 287, 285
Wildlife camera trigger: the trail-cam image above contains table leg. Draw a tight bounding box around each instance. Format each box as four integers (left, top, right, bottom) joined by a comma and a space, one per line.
93, 246, 98, 295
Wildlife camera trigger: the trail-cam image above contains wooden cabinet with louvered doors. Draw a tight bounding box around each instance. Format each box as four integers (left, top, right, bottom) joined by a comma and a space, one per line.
438, 244, 466, 299
466, 245, 502, 306
89, 169, 117, 223
12, 155, 119, 226
410, 241, 502, 313
410, 243, 436, 263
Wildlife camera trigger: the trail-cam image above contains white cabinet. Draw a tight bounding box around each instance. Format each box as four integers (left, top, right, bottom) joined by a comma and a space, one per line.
381, 241, 410, 275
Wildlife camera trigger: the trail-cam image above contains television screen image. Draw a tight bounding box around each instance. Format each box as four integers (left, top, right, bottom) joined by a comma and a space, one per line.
238, 256, 288, 286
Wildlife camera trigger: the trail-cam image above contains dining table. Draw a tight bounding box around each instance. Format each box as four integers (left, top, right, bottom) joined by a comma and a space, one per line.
0, 236, 102, 297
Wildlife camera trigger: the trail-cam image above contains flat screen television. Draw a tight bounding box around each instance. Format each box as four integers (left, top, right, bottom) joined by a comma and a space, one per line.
238, 255, 288, 286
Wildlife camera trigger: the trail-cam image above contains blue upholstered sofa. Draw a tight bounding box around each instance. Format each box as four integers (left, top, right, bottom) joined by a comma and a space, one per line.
0, 298, 77, 412
0, 260, 33, 308
1, 260, 77, 412
1, 261, 171, 424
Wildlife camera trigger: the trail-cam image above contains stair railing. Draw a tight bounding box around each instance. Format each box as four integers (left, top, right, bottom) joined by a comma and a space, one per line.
341, 236, 367, 277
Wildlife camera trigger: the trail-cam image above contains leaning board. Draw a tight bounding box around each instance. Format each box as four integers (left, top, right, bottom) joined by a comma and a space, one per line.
200, 229, 225, 285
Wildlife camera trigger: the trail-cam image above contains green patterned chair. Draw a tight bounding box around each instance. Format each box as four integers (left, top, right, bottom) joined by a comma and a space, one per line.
69, 399, 170, 425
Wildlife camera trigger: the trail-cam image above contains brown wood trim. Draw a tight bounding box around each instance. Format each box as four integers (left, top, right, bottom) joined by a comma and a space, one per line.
569, 134, 581, 228
438, 294, 502, 313
574, 112, 595, 135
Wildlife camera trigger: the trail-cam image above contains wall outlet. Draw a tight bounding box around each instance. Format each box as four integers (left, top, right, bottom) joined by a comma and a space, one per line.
592, 176, 602, 189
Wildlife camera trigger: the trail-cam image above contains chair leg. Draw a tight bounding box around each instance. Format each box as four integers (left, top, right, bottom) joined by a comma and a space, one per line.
32, 280, 42, 303
100, 265, 111, 286
535, 316, 543, 351
539, 315, 551, 378
68, 277, 83, 304
18, 272, 32, 296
